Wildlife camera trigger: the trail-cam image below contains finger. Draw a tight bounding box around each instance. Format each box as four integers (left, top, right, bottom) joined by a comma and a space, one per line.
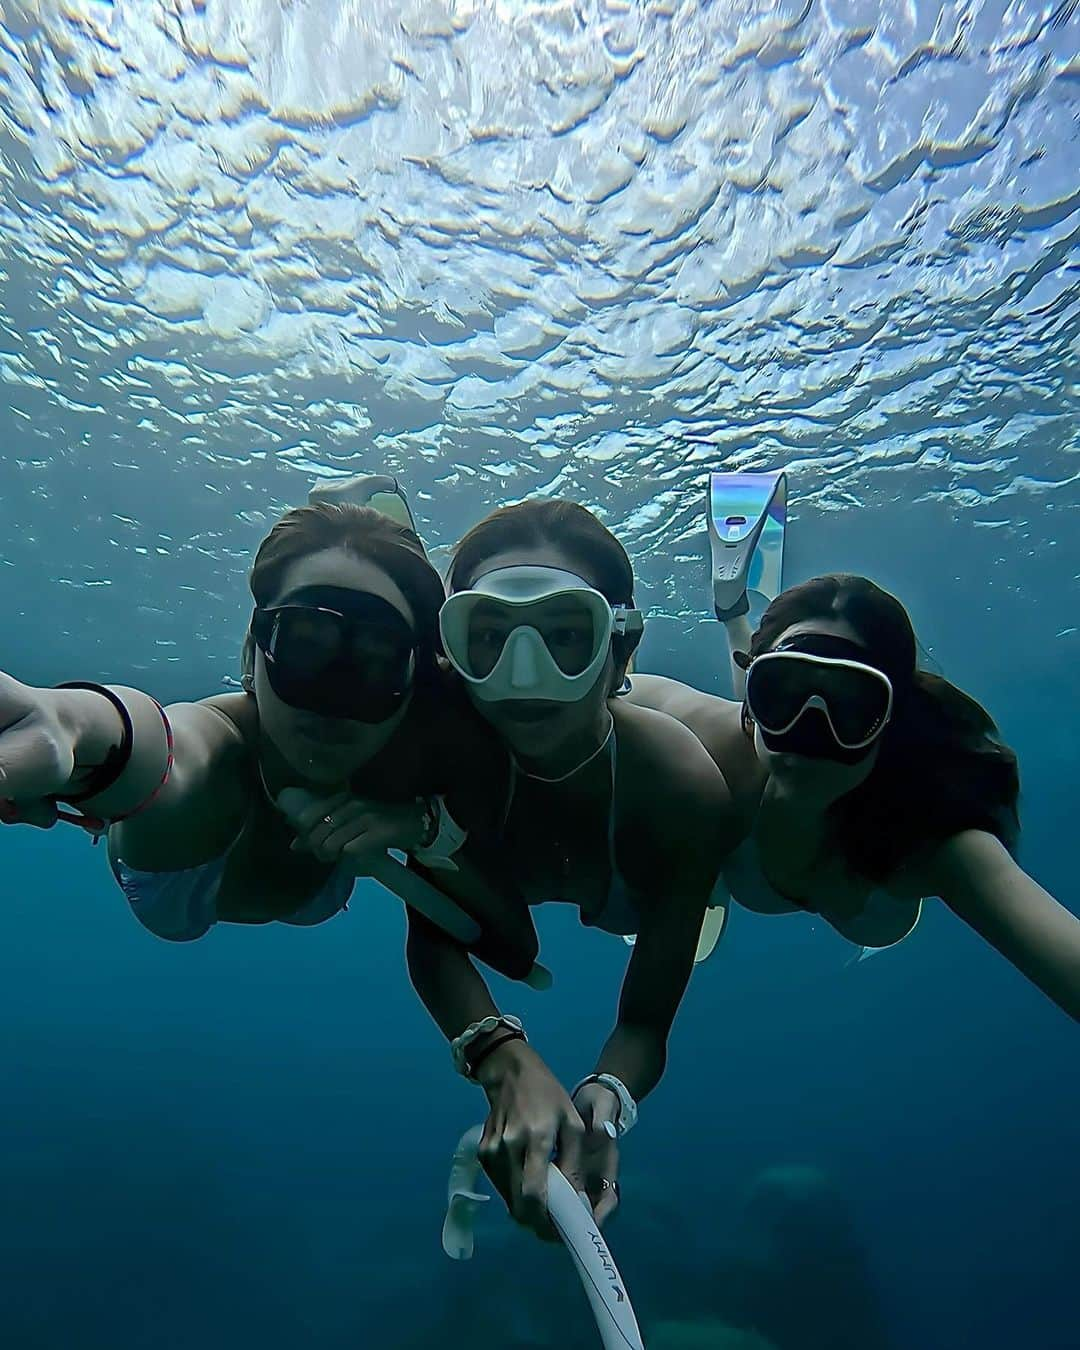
288, 797, 359, 853
517, 1131, 556, 1240
554, 1112, 587, 1195
339, 836, 385, 873
478, 1123, 515, 1213
302, 814, 371, 861
276, 788, 350, 834
593, 1175, 620, 1227
1, 797, 59, 830
0, 724, 69, 801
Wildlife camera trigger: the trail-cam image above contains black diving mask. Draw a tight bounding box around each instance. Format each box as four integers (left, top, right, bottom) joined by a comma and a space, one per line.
252, 585, 417, 724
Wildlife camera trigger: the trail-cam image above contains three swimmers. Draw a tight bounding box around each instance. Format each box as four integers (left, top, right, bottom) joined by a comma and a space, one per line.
1, 473, 1076, 1259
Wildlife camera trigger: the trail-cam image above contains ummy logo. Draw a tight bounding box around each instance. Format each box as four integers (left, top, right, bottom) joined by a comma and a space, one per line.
587, 1226, 626, 1303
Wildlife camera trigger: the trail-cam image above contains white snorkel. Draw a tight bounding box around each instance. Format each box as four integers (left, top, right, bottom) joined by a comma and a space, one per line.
442, 1124, 646, 1350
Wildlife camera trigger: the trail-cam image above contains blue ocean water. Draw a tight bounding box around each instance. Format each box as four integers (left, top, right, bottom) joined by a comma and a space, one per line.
2, 3, 1077, 1348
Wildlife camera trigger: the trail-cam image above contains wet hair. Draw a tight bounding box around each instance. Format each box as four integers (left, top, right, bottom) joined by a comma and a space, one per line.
245, 501, 446, 673
747, 574, 1020, 882
448, 498, 635, 604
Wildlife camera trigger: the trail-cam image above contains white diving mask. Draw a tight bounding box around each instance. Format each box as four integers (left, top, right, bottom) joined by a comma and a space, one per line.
439, 566, 643, 704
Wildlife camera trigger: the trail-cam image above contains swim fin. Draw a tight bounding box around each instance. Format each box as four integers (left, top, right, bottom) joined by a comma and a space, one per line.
693, 901, 729, 964
309, 473, 418, 533
622, 902, 728, 966
707, 470, 787, 620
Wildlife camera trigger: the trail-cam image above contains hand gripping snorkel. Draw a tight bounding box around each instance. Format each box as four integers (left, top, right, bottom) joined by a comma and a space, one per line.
442, 1125, 645, 1350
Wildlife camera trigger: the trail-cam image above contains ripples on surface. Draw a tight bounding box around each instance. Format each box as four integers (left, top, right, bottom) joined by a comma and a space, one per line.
0, 0, 1077, 681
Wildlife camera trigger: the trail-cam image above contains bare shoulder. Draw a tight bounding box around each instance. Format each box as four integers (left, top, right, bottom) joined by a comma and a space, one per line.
624, 675, 759, 807
613, 701, 734, 832
887, 829, 1013, 901
611, 702, 740, 903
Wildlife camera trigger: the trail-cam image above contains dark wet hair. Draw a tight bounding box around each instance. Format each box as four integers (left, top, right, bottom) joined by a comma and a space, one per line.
448, 498, 635, 604
247, 501, 445, 670
747, 574, 1020, 882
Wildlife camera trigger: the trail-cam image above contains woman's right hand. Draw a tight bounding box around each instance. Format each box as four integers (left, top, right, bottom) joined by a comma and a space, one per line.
475, 1038, 586, 1242
0, 673, 76, 828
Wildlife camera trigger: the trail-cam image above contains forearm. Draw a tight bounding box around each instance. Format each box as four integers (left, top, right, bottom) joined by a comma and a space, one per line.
930, 831, 1080, 1022
592, 1020, 667, 1103
55, 684, 170, 817
406, 912, 500, 1041
945, 876, 1080, 1021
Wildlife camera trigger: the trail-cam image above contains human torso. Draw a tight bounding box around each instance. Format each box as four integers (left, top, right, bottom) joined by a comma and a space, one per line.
118, 679, 507, 928
497, 702, 697, 934
627, 675, 921, 949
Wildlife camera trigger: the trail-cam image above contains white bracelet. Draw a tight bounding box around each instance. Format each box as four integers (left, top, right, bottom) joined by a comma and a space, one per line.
450, 1014, 526, 1079
412, 795, 468, 872
571, 1073, 638, 1137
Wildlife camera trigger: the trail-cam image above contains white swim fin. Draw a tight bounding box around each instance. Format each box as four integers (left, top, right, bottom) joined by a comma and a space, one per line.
707, 470, 787, 620
693, 902, 729, 964
442, 1124, 491, 1261
309, 472, 418, 533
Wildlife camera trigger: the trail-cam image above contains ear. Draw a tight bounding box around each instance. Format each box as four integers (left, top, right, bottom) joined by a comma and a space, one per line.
610, 630, 642, 694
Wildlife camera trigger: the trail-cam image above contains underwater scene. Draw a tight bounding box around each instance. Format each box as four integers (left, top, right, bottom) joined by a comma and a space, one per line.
1, 3, 1077, 1348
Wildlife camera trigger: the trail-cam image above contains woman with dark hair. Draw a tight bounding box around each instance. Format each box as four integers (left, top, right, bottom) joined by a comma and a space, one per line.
628, 572, 1080, 1018
0, 483, 523, 965
404, 498, 742, 1241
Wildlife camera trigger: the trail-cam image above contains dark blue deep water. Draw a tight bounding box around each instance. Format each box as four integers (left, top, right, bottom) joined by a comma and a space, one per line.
1, 3, 1077, 1347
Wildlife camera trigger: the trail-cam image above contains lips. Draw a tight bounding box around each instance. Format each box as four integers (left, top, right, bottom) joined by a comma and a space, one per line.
494, 702, 561, 724
295, 717, 353, 746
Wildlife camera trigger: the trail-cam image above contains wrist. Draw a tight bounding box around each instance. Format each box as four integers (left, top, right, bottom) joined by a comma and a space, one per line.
50, 688, 125, 788
474, 1035, 533, 1092
571, 1072, 638, 1136
573, 1081, 621, 1122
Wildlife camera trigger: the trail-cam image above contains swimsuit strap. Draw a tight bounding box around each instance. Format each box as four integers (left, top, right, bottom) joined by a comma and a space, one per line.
606, 723, 619, 877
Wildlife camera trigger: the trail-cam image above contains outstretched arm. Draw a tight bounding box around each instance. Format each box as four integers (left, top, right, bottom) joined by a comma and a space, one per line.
918, 830, 1080, 1021
406, 909, 585, 1242
0, 671, 246, 870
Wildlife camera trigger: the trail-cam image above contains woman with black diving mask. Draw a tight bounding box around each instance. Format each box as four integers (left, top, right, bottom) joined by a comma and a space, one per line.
0, 486, 532, 975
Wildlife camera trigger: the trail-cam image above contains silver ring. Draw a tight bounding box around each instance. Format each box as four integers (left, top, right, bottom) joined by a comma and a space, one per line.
600, 1178, 616, 1191
323, 814, 334, 826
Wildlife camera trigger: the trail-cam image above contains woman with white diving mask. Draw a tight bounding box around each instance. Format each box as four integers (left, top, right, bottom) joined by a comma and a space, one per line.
406, 499, 743, 1245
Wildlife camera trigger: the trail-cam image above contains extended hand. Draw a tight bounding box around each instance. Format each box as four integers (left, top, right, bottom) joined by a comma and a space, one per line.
0, 673, 77, 829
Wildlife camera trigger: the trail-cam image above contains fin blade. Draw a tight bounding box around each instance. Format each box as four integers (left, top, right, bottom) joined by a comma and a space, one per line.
707, 470, 787, 615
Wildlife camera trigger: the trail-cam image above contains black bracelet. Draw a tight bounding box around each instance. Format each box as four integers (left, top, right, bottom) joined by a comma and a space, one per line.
54, 682, 135, 804
466, 1028, 527, 1079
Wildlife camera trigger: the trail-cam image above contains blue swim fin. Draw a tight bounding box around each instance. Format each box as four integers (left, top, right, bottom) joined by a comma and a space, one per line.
707, 470, 787, 620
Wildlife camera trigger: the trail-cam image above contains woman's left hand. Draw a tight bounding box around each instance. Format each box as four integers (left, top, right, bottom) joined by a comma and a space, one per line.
572, 1082, 622, 1226
277, 787, 428, 874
